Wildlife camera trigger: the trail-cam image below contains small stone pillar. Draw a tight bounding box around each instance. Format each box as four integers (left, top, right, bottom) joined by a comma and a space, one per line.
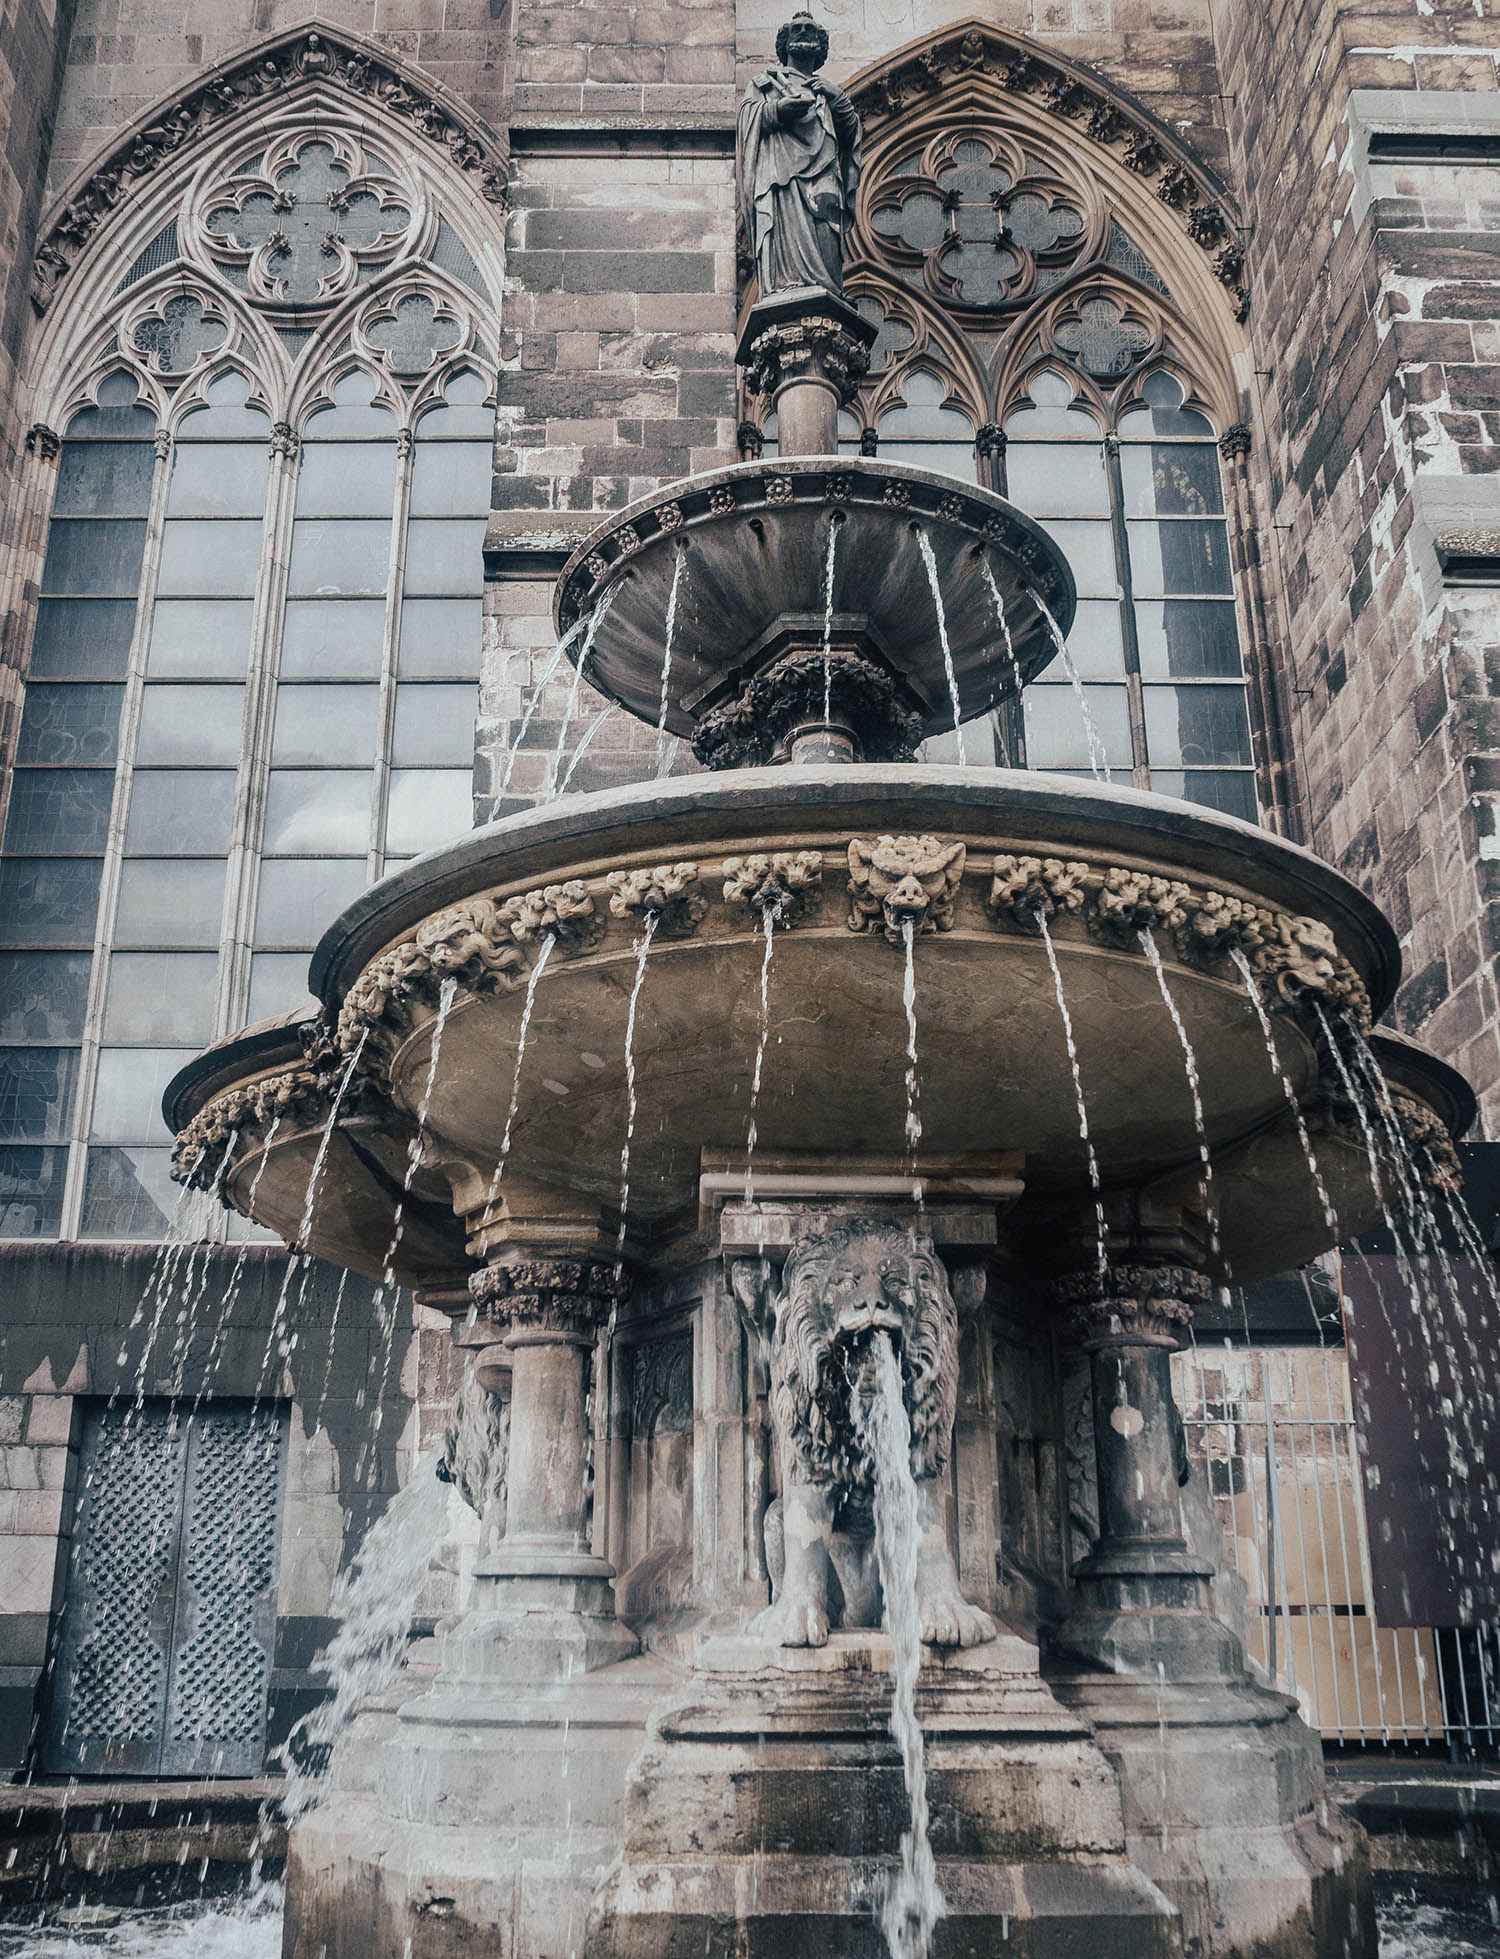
736, 285, 877, 458
1054, 1262, 1242, 1678
449, 1254, 639, 1679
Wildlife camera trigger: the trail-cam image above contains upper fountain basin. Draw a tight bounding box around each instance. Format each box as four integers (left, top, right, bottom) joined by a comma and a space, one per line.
553, 458, 1077, 740
164, 766, 1429, 1289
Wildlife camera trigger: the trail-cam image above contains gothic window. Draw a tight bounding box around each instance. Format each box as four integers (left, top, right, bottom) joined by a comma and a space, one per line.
1, 95, 499, 1243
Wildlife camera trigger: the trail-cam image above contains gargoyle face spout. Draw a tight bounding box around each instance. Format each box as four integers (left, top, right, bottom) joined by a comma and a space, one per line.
880, 873, 931, 934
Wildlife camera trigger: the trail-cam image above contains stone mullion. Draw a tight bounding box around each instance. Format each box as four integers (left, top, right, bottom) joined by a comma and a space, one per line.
368, 425, 413, 882
1218, 423, 1303, 843
0, 429, 63, 838
1102, 428, 1149, 792
214, 424, 302, 1041
58, 430, 176, 1242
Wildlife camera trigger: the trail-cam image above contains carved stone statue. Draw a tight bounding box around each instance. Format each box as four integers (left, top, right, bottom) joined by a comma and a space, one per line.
738, 12, 862, 298
733, 1218, 997, 1649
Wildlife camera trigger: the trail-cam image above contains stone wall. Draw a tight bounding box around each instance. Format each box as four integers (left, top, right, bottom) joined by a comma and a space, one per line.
0, 1245, 419, 1771
1210, 0, 1500, 1121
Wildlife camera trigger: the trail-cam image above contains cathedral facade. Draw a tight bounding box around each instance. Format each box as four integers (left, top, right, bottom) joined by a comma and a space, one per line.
0, 0, 1494, 1786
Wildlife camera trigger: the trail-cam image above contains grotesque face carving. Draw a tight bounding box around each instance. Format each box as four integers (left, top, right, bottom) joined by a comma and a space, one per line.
771, 1218, 960, 1488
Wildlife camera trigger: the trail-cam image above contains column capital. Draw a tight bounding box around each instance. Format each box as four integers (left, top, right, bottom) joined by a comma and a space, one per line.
1052, 1262, 1210, 1349
470, 1255, 628, 1340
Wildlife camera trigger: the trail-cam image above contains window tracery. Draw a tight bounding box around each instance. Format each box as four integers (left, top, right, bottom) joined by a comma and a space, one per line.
1, 79, 499, 1244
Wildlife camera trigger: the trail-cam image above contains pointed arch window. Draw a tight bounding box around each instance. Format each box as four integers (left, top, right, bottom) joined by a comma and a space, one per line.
0, 101, 499, 1243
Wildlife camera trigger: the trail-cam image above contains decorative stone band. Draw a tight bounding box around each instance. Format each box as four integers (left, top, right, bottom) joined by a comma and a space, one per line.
172, 1065, 325, 1190
1052, 1263, 1212, 1349
469, 1257, 630, 1339
336, 897, 529, 1061
988, 851, 1372, 1028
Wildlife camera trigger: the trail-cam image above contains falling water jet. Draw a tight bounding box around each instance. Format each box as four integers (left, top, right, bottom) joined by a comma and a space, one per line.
616, 912, 659, 1276
821, 516, 839, 733
1140, 928, 1224, 1272
655, 546, 688, 779
1036, 591, 1109, 783
915, 530, 966, 766
1229, 949, 1339, 1239
900, 916, 923, 1172
557, 703, 615, 795
745, 904, 779, 1207
486, 931, 557, 1210
546, 584, 618, 798
494, 618, 588, 810
852, 1330, 942, 1959
980, 556, 1026, 704
1035, 905, 1107, 1278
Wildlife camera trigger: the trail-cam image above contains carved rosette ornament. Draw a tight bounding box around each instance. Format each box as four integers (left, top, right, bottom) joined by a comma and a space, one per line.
469, 1257, 629, 1339
499, 880, 602, 948
847, 835, 966, 941
606, 863, 708, 937
336, 898, 528, 1062
722, 851, 824, 924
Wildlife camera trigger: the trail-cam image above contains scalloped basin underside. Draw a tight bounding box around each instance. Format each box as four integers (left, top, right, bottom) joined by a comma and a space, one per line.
553, 459, 1078, 737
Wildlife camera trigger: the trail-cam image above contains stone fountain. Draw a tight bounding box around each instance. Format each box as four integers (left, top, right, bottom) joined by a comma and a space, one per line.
166, 20, 1470, 1957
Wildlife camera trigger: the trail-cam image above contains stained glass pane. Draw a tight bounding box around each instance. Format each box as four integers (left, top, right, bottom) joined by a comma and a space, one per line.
288, 520, 392, 597
1136, 600, 1243, 679
263, 771, 372, 855
0, 953, 92, 1042
0, 1146, 68, 1237
79, 1146, 176, 1239
114, 859, 226, 947
1035, 521, 1116, 598
1126, 520, 1233, 598
1120, 443, 1224, 518
295, 443, 396, 518
270, 685, 381, 766
0, 858, 102, 945
0, 1046, 80, 1141
402, 520, 486, 596
385, 769, 473, 854
166, 442, 270, 518
125, 771, 237, 854
92, 1048, 196, 1142
135, 686, 246, 766
1150, 769, 1258, 823
253, 859, 367, 948
147, 600, 254, 677
390, 684, 477, 766
247, 952, 316, 1024
409, 443, 492, 518
16, 683, 122, 765
3, 770, 114, 853
54, 444, 155, 517
1022, 682, 1132, 772
102, 954, 218, 1044
398, 599, 482, 678
1004, 441, 1110, 518
280, 600, 388, 678
30, 600, 139, 678
1143, 684, 1254, 769
41, 520, 149, 596
157, 520, 263, 596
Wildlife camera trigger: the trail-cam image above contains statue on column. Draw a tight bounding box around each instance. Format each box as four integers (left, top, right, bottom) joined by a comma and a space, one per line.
738, 12, 862, 299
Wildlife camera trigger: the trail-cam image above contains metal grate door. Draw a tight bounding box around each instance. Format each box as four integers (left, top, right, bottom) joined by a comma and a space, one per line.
44, 1399, 288, 1778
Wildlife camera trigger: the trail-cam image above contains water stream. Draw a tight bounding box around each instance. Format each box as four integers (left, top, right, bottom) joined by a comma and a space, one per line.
615, 913, 658, 1273
546, 584, 618, 797
1036, 593, 1110, 782
821, 517, 839, 732
493, 623, 583, 810
853, 1330, 942, 1959
744, 905, 777, 1206
1229, 949, 1340, 1240
655, 548, 687, 778
488, 931, 556, 1207
1139, 928, 1224, 1271
900, 917, 922, 1161
915, 531, 965, 766
1036, 908, 1108, 1277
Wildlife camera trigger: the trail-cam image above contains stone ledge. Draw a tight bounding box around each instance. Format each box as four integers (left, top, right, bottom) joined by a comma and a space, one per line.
1348, 88, 1500, 226
485, 510, 601, 578
509, 113, 736, 156
1409, 475, 1500, 611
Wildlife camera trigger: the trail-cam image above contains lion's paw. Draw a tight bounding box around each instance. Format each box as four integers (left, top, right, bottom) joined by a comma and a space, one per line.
918, 1590, 997, 1650
749, 1594, 830, 1648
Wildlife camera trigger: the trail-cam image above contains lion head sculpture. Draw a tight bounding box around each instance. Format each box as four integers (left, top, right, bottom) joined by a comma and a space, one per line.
769, 1218, 960, 1488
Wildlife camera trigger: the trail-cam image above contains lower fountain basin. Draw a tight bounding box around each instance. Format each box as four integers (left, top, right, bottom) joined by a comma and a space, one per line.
167, 767, 1424, 1287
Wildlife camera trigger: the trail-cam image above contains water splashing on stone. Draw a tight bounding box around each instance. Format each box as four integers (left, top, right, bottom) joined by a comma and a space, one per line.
853, 1330, 942, 1959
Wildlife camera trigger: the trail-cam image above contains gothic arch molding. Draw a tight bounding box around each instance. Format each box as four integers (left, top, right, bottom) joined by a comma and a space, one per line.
29, 23, 508, 318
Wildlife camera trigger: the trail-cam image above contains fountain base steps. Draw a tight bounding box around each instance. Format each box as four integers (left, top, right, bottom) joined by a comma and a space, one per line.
585, 1632, 1183, 1959
1050, 1670, 1377, 1958
282, 1652, 680, 1959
